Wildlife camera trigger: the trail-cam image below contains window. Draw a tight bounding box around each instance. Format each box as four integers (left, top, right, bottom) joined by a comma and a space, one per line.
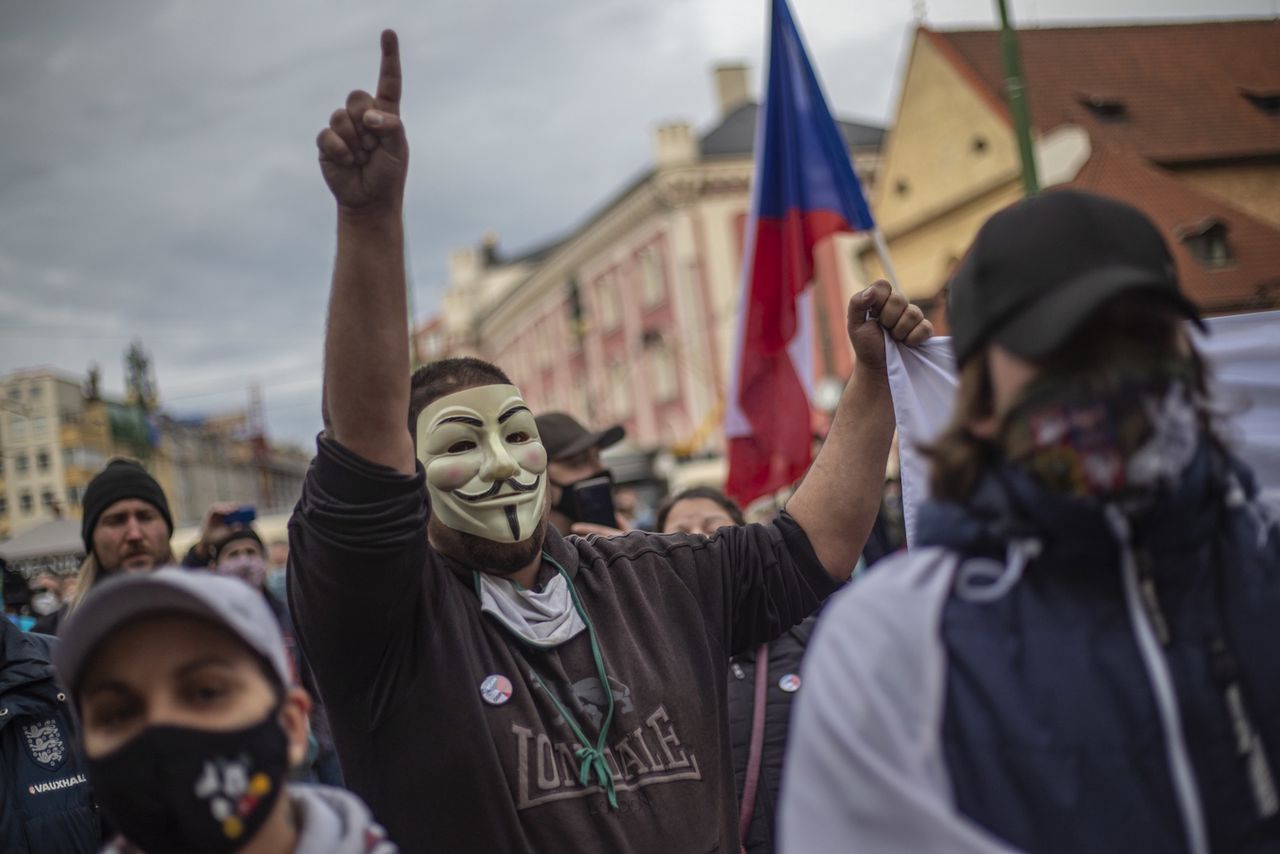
67, 486, 82, 505
1241, 88, 1280, 117
9, 417, 25, 440
6, 387, 18, 401
565, 279, 586, 348
28, 384, 42, 400
1180, 219, 1234, 269
652, 345, 679, 403
15, 454, 28, 474
0, 456, 5, 476
19, 492, 33, 514
609, 361, 632, 417
0, 497, 6, 515
598, 273, 622, 332
639, 247, 666, 308
36, 450, 49, 472
31, 416, 48, 437
41, 490, 55, 508
1079, 94, 1128, 122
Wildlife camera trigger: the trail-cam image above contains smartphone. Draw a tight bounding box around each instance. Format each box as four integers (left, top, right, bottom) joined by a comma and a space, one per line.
223, 505, 257, 527
568, 477, 618, 528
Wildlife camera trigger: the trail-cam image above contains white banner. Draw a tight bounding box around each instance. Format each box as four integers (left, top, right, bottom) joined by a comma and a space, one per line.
886, 310, 1280, 548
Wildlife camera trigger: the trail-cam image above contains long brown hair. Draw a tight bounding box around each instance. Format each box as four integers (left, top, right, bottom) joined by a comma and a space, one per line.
922, 294, 1217, 504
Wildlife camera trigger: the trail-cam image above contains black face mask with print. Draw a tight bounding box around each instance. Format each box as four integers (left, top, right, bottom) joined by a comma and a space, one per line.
86, 710, 289, 854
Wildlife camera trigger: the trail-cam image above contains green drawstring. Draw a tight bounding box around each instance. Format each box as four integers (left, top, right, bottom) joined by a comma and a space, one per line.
475, 555, 619, 809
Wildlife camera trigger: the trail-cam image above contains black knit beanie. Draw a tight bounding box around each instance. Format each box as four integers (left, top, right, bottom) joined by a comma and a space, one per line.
80, 459, 174, 553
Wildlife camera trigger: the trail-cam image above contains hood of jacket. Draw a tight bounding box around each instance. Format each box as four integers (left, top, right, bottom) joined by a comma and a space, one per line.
292, 783, 397, 854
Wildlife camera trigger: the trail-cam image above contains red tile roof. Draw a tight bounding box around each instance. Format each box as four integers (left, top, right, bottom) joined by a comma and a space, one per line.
928, 20, 1280, 164
1068, 144, 1280, 313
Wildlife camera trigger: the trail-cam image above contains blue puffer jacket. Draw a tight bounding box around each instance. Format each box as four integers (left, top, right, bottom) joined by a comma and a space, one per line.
0, 620, 101, 854
927, 444, 1280, 853
781, 443, 1280, 854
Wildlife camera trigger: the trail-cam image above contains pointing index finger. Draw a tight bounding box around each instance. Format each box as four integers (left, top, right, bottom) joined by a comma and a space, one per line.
375, 29, 402, 112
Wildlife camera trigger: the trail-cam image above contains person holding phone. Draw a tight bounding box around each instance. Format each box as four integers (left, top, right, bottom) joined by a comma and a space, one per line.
183, 504, 257, 569
535, 412, 627, 535
290, 29, 932, 853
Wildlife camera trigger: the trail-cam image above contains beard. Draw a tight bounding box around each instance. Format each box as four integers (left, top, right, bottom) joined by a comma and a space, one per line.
429, 510, 550, 577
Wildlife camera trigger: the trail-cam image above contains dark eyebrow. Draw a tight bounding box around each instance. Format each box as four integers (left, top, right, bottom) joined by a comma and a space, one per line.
174, 656, 238, 679
498, 405, 531, 424
439, 415, 484, 427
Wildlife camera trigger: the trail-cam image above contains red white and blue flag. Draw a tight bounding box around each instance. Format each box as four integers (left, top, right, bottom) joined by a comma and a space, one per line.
724, 0, 877, 506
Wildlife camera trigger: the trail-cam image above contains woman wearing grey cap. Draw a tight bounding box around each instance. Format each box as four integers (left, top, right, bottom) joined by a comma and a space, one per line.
55, 569, 397, 854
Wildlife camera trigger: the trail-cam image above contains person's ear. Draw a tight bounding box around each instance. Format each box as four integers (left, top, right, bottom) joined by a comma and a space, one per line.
278, 687, 313, 768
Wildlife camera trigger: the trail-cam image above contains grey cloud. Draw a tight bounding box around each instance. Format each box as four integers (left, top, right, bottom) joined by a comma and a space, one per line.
1, 0, 1272, 445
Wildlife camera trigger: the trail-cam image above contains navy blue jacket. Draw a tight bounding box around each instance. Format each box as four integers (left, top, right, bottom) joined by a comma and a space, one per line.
783, 444, 1280, 853
0, 620, 101, 853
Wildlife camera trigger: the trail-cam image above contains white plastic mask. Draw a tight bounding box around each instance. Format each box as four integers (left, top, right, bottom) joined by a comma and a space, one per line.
416, 384, 548, 543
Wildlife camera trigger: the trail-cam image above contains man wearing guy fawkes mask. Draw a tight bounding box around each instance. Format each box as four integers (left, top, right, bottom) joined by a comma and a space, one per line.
783, 190, 1280, 854
290, 29, 934, 854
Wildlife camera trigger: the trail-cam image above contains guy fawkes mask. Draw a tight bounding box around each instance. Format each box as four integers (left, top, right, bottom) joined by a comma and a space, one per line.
416, 385, 548, 542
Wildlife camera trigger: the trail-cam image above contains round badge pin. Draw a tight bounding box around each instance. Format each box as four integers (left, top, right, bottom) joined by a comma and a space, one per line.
480, 674, 514, 706
778, 673, 801, 693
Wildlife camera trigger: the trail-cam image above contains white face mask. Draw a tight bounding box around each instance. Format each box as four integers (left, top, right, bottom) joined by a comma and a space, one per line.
416, 385, 548, 543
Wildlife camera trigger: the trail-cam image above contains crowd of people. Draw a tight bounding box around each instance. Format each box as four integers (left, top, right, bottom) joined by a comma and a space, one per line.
2, 28, 1278, 854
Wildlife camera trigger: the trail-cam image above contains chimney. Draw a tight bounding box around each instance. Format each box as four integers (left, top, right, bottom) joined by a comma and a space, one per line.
713, 63, 750, 117
653, 122, 697, 167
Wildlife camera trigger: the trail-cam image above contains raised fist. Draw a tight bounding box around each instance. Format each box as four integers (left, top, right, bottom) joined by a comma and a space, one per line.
316, 29, 407, 214
846, 280, 933, 373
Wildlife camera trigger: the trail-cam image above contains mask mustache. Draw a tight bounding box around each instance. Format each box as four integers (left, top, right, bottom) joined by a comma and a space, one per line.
456, 475, 541, 503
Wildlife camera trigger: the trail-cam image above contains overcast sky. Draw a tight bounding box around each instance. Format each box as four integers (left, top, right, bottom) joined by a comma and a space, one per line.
0, 0, 1272, 446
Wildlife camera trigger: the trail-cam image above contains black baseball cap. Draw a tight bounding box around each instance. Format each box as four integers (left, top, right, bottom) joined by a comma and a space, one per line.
534, 413, 624, 462
947, 189, 1203, 367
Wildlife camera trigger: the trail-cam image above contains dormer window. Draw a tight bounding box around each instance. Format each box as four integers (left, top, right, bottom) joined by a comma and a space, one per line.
1179, 218, 1234, 269
1078, 93, 1128, 122
1241, 88, 1280, 117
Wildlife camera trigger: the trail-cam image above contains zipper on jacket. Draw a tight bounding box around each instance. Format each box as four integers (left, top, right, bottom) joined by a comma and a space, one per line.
1209, 638, 1280, 820
1108, 506, 1210, 854
1135, 548, 1172, 647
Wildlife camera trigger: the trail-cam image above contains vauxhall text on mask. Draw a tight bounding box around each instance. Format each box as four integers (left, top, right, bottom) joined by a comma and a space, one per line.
416, 384, 548, 543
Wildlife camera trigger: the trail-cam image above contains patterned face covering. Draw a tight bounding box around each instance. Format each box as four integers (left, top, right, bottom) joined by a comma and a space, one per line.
86, 709, 288, 854
1000, 362, 1201, 504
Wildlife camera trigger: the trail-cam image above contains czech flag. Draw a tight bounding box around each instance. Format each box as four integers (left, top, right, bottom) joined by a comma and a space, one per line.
723, 0, 877, 506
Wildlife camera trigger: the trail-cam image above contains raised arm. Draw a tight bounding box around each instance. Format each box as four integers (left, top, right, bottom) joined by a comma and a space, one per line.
786, 281, 930, 580
316, 29, 415, 474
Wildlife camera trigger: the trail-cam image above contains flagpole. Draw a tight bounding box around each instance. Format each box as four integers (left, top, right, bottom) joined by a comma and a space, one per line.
871, 228, 903, 295
995, 0, 1040, 195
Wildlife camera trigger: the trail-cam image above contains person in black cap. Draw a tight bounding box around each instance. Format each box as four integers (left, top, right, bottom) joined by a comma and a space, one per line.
783, 189, 1280, 853
534, 412, 626, 535
34, 458, 174, 635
